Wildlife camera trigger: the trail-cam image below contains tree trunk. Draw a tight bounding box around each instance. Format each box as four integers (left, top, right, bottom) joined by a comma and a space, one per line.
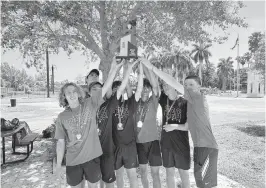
175, 66, 179, 82
222, 77, 227, 92
199, 60, 203, 85
46, 48, 50, 98
99, 59, 112, 82
182, 73, 186, 85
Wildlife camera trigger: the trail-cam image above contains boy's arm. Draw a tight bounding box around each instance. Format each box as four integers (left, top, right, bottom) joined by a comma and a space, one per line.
184, 88, 203, 104
56, 139, 65, 167
143, 65, 160, 97
163, 122, 188, 132
140, 57, 184, 95
117, 59, 139, 99
135, 63, 144, 101
102, 58, 124, 98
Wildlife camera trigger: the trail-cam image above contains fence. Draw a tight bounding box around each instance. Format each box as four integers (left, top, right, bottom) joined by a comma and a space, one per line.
1, 87, 59, 98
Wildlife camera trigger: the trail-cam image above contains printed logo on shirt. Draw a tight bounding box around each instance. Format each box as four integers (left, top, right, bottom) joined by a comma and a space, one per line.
114, 104, 129, 121
98, 104, 108, 124
164, 100, 185, 122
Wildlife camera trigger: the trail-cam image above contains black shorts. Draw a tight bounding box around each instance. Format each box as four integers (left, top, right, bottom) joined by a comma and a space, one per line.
162, 149, 190, 170
100, 154, 116, 183
114, 143, 139, 170
66, 158, 101, 186
136, 140, 162, 166
194, 147, 218, 188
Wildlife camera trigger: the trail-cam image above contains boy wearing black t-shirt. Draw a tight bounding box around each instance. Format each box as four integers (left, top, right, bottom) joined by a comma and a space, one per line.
110, 60, 139, 188
140, 57, 190, 188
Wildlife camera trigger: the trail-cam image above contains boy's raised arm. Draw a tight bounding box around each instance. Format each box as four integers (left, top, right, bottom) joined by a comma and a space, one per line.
117, 59, 139, 99
140, 57, 184, 95
102, 58, 123, 98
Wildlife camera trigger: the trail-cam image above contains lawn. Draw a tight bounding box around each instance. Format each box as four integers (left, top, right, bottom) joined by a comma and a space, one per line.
212, 121, 265, 188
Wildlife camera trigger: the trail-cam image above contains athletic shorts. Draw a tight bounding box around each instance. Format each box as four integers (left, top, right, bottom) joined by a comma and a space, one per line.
114, 143, 139, 170
162, 149, 190, 170
194, 147, 218, 188
100, 154, 116, 183
66, 158, 101, 186
136, 140, 162, 166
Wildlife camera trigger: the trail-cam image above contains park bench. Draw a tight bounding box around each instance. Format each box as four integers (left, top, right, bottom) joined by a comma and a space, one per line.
11, 133, 39, 159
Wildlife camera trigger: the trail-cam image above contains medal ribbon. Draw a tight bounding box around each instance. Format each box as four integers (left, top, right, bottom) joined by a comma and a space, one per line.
166, 98, 176, 124
138, 97, 151, 122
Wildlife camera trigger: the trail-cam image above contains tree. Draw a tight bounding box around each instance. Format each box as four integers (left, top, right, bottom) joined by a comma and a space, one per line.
217, 57, 234, 91
236, 52, 252, 68
1, 62, 21, 90
252, 35, 265, 76
75, 74, 85, 85
196, 62, 216, 87
190, 43, 212, 82
248, 32, 264, 54
2, 1, 247, 80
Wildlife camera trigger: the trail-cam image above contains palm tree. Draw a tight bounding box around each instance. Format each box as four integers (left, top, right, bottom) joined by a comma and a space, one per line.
190, 43, 212, 83
196, 62, 216, 87
173, 49, 193, 84
157, 48, 193, 83
217, 57, 234, 91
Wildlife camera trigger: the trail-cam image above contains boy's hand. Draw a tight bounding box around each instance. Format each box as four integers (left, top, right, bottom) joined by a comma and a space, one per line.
163, 124, 177, 132
54, 164, 64, 180
111, 57, 124, 71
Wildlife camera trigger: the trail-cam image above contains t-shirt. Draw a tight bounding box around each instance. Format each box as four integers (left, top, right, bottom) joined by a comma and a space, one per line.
97, 93, 118, 155
184, 88, 218, 149
135, 95, 159, 143
112, 94, 137, 146
159, 91, 190, 156
55, 90, 104, 166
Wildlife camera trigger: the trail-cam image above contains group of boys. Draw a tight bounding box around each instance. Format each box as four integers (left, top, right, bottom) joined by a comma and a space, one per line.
55, 57, 218, 188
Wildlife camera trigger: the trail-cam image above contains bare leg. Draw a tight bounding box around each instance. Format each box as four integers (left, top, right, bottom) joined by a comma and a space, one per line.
151, 166, 161, 188
71, 179, 85, 188
166, 167, 175, 188
87, 180, 99, 188
116, 167, 124, 188
105, 182, 115, 188
139, 164, 149, 188
100, 179, 105, 188
125, 168, 138, 188
178, 169, 190, 188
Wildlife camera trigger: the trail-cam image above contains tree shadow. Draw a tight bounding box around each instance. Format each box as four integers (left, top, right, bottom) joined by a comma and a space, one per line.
237, 124, 265, 137
1, 138, 66, 188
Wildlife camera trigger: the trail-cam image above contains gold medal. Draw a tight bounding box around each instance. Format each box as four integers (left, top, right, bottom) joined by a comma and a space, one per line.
137, 121, 143, 128
117, 122, 124, 130
76, 134, 81, 140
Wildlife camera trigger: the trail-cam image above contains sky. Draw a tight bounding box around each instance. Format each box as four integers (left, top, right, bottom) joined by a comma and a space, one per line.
1, 1, 265, 82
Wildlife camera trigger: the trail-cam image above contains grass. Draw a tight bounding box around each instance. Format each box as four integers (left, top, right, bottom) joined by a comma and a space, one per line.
212, 121, 265, 188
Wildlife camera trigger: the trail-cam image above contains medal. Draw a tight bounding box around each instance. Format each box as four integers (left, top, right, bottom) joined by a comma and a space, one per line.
117, 101, 125, 131
137, 121, 143, 128
117, 122, 124, 130
76, 134, 81, 140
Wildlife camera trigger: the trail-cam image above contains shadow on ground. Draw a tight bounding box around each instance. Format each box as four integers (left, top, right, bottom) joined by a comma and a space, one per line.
237, 124, 265, 137
1, 138, 60, 188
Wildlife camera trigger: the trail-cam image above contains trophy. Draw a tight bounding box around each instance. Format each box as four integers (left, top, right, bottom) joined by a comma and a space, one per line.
116, 19, 138, 60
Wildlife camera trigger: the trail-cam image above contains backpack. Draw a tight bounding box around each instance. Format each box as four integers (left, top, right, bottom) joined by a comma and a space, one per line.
1, 118, 18, 131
